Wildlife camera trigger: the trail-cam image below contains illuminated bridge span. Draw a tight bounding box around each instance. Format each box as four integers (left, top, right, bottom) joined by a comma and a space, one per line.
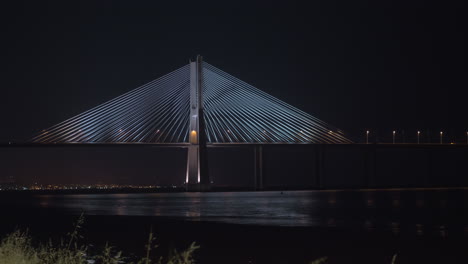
31, 56, 352, 190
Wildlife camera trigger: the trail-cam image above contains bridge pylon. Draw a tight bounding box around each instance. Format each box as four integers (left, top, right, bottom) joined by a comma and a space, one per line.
186, 55, 210, 191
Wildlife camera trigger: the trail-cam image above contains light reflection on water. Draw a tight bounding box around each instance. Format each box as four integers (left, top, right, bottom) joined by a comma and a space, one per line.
19, 189, 468, 234
33, 191, 317, 226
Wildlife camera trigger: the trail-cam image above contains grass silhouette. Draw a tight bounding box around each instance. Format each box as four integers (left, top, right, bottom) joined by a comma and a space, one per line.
0, 213, 198, 264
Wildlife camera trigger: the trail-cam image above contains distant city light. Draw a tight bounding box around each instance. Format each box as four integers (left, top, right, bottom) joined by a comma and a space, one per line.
0, 183, 183, 192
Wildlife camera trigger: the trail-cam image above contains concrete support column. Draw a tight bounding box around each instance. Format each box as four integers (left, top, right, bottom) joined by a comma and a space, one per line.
363, 144, 376, 188
186, 145, 199, 188
315, 145, 324, 189
426, 150, 432, 187
254, 145, 264, 190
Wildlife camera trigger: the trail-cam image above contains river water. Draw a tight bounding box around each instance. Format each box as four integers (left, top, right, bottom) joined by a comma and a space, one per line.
7, 188, 468, 237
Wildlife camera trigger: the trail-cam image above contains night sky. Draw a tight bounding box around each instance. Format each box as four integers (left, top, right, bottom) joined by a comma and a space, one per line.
0, 1, 466, 185
1, 0, 466, 142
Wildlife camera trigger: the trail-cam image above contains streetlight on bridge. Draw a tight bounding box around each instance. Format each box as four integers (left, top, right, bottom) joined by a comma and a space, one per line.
366, 130, 369, 144
417, 131, 420, 144
392, 131, 396, 144
440, 131, 443, 144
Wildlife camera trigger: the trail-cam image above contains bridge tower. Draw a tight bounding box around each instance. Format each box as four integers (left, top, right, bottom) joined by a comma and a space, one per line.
186, 55, 210, 191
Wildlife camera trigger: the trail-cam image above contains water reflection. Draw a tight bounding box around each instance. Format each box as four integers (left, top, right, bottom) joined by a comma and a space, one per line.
16, 189, 466, 235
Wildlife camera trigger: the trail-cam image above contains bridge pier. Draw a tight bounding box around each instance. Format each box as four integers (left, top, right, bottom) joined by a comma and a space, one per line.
186, 145, 199, 190
254, 145, 264, 190
363, 145, 376, 188
315, 145, 324, 189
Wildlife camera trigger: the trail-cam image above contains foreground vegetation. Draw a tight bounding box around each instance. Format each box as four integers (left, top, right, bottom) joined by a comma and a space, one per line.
0, 230, 399, 264
0, 213, 198, 264
0, 214, 400, 264
0, 230, 198, 264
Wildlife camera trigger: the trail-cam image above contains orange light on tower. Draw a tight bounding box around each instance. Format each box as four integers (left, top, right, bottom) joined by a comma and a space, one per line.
190, 130, 198, 144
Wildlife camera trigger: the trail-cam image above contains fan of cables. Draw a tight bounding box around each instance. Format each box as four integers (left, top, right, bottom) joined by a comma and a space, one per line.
31, 61, 351, 144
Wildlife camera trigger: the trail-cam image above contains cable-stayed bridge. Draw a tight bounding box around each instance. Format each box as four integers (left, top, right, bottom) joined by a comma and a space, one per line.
31, 56, 352, 190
